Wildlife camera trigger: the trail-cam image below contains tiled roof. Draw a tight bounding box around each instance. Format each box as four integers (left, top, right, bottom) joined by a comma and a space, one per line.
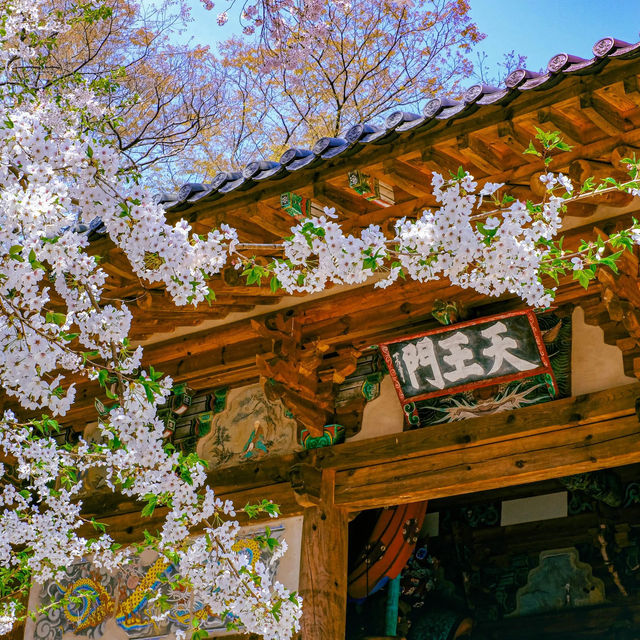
156, 36, 640, 213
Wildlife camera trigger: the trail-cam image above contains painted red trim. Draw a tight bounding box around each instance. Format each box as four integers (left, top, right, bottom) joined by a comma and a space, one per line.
380, 310, 558, 405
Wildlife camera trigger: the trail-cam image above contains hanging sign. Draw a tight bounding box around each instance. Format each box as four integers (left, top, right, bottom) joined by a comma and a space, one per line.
380, 310, 556, 403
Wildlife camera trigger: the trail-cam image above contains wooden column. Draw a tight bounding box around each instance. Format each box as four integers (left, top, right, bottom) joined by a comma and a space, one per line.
6, 621, 24, 640
298, 470, 349, 639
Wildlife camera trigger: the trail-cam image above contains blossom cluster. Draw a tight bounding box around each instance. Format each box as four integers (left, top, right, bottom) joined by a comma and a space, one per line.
264, 167, 638, 311
0, 0, 298, 637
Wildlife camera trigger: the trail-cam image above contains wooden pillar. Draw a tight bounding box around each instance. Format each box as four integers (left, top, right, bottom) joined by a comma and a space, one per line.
6, 621, 25, 640
297, 470, 349, 639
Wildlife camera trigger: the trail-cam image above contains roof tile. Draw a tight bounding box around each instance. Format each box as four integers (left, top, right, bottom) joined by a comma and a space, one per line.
158, 36, 640, 213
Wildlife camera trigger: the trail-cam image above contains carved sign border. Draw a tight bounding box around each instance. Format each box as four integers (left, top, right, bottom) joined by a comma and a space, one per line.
380, 309, 557, 403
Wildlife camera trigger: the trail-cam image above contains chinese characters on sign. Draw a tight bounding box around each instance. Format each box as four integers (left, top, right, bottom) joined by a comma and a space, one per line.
381, 311, 556, 403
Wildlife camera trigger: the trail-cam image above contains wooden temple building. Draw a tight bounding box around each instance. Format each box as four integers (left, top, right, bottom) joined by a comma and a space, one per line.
20, 36, 640, 640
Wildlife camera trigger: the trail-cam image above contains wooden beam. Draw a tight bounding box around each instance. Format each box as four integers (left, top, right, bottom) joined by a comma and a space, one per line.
313, 182, 372, 217
496, 120, 532, 154
622, 74, 640, 108
380, 159, 434, 198
165, 383, 640, 508
250, 202, 298, 238
53, 211, 640, 426
342, 196, 431, 236
81, 482, 304, 544
334, 410, 640, 510
73, 384, 640, 545
580, 94, 633, 135
457, 133, 503, 173
315, 382, 640, 473
422, 146, 466, 176
537, 108, 585, 145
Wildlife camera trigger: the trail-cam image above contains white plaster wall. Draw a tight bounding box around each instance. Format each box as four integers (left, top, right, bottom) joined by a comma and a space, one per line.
571, 306, 636, 396
347, 374, 404, 442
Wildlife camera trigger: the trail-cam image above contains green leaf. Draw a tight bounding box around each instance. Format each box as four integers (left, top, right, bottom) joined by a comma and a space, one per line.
91, 518, 106, 533
573, 269, 594, 289
580, 176, 595, 193
362, 256, 378, 270
270, 276, 281, 293
244, 503, 259, 519
104, 387, 118, 400
523, 141, 541, 157
598, 250, 623, 273
9, 245, 24, 262
141, 495, 158, 518
97, 369, 109, 387
81, 350, 99, 364
204, 287, 216, 306
246, 270, 258, 285
148, 366, 163, 381
45, 312, 66, 327
143, 383, 155, 403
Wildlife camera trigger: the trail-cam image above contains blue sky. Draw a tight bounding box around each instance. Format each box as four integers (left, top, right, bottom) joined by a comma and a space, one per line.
468, 0, 640, 73
181, 0, 640, 76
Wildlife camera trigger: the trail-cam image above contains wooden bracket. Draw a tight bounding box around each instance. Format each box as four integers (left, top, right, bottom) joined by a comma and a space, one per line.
289, 463, 322, 508
580, 226, 640, 380
253, 311, 361, 436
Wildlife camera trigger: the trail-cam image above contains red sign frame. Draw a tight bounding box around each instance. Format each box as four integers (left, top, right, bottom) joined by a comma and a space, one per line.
379, 309, 557, 404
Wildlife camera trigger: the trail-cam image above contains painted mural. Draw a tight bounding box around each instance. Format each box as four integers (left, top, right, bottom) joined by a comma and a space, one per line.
25, 517, 303, 640
403, 312, 571, 429
197, 384, 300, 468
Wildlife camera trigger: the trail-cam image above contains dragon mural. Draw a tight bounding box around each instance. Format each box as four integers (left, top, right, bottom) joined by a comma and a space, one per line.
27, 528, 290, 640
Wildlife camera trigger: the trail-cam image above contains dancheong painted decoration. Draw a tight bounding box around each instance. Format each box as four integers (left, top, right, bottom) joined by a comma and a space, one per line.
380, 310, 557, 404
